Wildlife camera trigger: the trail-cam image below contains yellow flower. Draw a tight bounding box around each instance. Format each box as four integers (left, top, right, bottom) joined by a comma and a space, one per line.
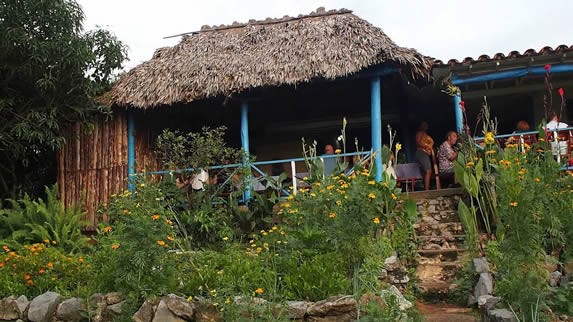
222, 237, 228, 241
123, 209, 130, 215
262, 232, 268, 236
484, 132, 495, 144
111, 243, 120, 250
326, 185, 334, 190
368, 180, 375, 185
152, 214, 160, 220
466, 161, 474, 168
156, 240, 166, 247
140, 183, 145, 187
256, 247, 262, 253
272, 226, 278, 231
485, 149, 496, 155
368, 193, 376, 199
310, 193, 316, 197
373, 217, 381, 224
255, 287, 264, 295
334, 149, 342, 154
395, 143, 402, 152
329, 212, 336, 219
509, 201, 518, 207
167, 236, 175, 241
43, 239, 50, 244
47, 262, 53, 268
103, 226, 112, 233
166, 219, 173, 225
335, 200, 342, 206
534, 178, 541, 182
79, 257, 84, 263
391, 193, 398, 200
287, 195, 294, 200
9, 251, 16, 257
51, 240, 56, 245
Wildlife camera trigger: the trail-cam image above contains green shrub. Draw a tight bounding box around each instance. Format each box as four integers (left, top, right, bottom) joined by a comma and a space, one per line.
0, 242, 93, 297
93, 184, 179, 299
0, 185, 88, 253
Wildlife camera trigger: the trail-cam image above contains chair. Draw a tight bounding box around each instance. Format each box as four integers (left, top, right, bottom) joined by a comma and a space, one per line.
396, 163, 423, 192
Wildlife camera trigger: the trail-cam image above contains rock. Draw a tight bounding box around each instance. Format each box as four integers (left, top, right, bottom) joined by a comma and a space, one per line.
487, 308, 516, 322
152, 299, 184, 322
307, 295, 356, 317
107, 301, 124, 315
379, 269, 388, 280
388, 268, 410, 284
28, 292, 61, 322
473, 258, 490, 273
550, 271, 563, 287
278, 301, 307, 319
164, 294, 194, 320
56, 298, 83, 322
478, 295, 501, 310
133, 299, 157, 322
104, 292, 123, 305
89, 294, 104, 306
0, 296, 20, 320
423, 243, 442, 250
14, 296, 29, 319
307, 312, 355, 321
381, 285, 412, 310
560, 275, 569, 288
474, 272, 494, 300
233, 296, 268, 306
384, 256, 401, 272
467, 294, 477, 306
194, 301, 221, 322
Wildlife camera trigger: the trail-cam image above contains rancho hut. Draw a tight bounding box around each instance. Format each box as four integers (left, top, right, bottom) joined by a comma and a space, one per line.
57, 8, 440, 228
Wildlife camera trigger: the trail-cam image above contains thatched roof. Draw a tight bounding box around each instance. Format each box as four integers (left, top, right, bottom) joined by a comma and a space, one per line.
108, 8, 432, 109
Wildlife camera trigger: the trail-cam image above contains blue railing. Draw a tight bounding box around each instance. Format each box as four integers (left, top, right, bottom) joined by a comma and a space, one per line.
133, 151, 371, 198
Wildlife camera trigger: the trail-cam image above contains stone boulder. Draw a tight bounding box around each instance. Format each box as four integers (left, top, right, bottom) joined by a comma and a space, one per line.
133, 299, 157, 322
164, 294, 195, 320
104, 293, 123, 305
474, 272, 494, 300
56, 297, 84, 322
28, 292, 61, 322
0, 296, 20, 321
283, 301, 307, 319
152, 299, 184, 322
486, 308, 516, 322
381, 285, 412, 311
473, 257, 490, 273
478, 295, 501, 310
307, 295, 356, 319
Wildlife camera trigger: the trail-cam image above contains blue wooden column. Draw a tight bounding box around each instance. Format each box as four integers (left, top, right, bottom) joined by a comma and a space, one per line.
240, 100, 251, 201
127, 110, 136, 192
453, 93, 463, 133
370, 77, 382, 182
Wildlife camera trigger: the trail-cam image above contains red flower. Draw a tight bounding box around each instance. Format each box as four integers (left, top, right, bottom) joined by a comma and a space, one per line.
558, 87, 564, 97
459, 100, 465, 111
568, 158, 573, 166
544, 64, 551, 71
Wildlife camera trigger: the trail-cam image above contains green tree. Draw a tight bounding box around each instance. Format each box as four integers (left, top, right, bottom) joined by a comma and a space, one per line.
0, 0, 127, 198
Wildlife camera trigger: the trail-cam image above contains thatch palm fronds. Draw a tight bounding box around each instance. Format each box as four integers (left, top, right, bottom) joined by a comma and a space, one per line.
108, 8, 432, 109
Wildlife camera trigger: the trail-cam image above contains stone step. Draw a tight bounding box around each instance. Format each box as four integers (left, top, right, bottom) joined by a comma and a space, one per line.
416, 280, 451, 296
417, 234, 466, 240
417, 248, 466, 255
417, 260, 462, 267
414, 222, 465, 236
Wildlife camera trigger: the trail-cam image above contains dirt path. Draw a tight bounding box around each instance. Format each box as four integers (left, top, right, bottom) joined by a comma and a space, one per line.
417, 301, 479, 322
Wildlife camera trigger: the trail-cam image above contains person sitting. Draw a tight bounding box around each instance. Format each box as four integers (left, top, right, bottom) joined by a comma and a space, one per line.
415, 122, 435, 191
438, 131, 458, 185
507, 120, 536, 151
324, 144, 334, 155
546, 113, 569, 158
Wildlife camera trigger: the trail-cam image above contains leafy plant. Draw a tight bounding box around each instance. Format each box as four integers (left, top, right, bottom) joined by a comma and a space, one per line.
0, 185, 89, 253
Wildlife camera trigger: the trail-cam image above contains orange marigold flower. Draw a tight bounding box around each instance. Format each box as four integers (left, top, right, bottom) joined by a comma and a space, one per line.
166, 219, 173, 225
103, 226, 112, 233
38, 269, 45, 274
51, 241, 56, 245
510, 201, 518, 207
534, 178, 541, 182
0, 262, 4, 268
26, 280, 34, 287
156, 240, 166, 247
328, 212, 336, 219
373, 217, 381, 225
111, 243, 120, 250
255, 287, 264, 295
152, 214, 160, 220
79, 257, 84, 263
47, 262, 53, 268
24, 274, 31, 280
122, 209, 130, 215
43, 239, 50, 244
9, 252, 16, 257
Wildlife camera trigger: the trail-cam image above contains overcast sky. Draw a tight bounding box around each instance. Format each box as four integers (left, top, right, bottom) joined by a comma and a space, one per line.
78, 0, 571, 70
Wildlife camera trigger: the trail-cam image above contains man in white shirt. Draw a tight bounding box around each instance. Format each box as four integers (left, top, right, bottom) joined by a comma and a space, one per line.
546, 113, 569, 157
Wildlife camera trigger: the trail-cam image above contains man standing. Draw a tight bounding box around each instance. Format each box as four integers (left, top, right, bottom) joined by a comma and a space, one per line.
415, 122, 435, 191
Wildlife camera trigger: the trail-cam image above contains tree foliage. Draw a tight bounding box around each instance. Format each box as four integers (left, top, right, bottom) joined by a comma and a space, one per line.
0, 0, 127, 198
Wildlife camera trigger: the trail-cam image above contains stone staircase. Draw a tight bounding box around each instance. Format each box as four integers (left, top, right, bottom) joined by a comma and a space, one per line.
407, 188, 467, 298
